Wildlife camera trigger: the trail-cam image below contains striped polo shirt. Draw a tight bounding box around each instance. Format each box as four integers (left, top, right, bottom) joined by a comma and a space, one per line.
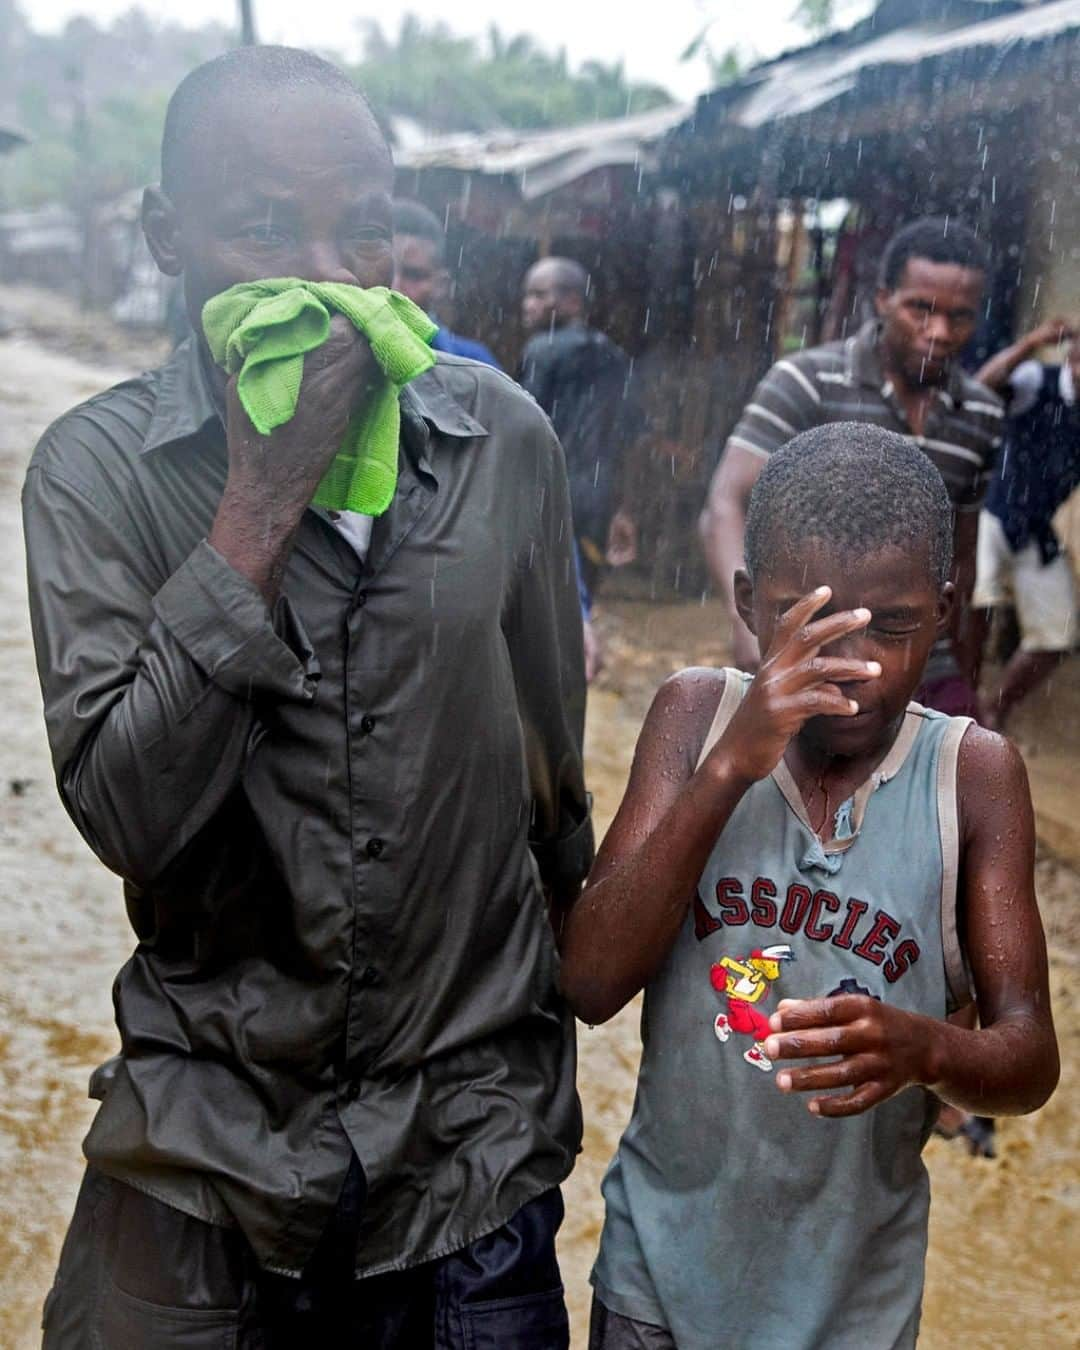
726, 320, 1003, 512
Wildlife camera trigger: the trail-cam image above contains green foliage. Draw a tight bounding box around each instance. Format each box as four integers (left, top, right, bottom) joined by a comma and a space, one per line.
0, 7, 674, 212
792, 0, 836, 36
4, 88, 167, 209
353, 18, 673, 133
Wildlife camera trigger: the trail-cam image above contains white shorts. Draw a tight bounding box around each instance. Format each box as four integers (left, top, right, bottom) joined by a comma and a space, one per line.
974, 511, 1078, 652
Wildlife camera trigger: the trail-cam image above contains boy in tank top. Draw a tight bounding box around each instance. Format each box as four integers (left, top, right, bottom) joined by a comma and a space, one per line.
560, 424, 1059, 1350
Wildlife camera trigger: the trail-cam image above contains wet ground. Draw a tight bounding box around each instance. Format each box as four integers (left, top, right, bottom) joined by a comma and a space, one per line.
0, 316, 1076, 1347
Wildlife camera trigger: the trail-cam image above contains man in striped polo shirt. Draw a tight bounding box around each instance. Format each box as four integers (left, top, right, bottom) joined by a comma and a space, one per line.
701, 217, 1003, 716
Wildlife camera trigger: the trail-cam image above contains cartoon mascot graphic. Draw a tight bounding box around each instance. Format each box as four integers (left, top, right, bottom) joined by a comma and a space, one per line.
710, 946, 795, 1072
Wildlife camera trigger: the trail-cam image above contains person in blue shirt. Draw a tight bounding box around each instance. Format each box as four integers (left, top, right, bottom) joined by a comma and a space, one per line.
392, 200, 601, 677
391, 199, 501, 368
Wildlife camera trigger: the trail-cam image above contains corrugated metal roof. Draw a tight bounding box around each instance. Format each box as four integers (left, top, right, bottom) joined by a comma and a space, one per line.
393, 103, 692, 199
391, 1, 1080, 194
726, 0, 1080, 128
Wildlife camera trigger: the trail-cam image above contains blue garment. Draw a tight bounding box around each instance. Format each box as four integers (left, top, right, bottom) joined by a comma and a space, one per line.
575, 539, 592, 618
985, 362, 1080, 564
431, 326, 501, 369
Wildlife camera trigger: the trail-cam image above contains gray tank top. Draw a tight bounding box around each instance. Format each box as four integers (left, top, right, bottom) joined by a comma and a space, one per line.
592, 671, 971, 1350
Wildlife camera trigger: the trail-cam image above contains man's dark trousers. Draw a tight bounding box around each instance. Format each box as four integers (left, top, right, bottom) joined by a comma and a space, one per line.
43, 1159, 570, 1348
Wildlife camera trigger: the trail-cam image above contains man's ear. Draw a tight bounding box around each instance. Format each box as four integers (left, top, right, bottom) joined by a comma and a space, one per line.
733, 569, 757, 634
873, 285, 892, 320
142, 186, 184, 277
937, 580, 955, 636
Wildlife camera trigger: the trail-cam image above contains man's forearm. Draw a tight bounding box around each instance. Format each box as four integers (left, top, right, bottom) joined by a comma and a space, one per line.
976, 325, 1059, 392
701, 496, 746, 614
208, 490, 305, 604
56, 542, 317, 887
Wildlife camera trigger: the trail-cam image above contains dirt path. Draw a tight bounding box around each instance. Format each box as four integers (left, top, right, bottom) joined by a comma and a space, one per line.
0, 332, 1076, 1348
0, 336, 136, 1347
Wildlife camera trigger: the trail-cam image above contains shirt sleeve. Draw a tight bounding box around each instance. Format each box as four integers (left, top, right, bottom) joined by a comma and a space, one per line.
722, 356, 819, 459
500, 415, 594, 901
23, 464, 319, 887
1006, 360, 1044, 417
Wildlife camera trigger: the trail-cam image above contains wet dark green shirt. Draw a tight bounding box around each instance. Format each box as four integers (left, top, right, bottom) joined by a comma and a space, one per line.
23, 340, 592, 1277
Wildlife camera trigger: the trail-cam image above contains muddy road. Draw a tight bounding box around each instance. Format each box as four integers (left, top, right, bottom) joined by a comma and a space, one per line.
0, 331, 1076, 1348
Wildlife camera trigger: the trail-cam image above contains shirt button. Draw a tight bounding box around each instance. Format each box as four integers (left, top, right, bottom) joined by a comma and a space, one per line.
360, 965, 381, 987
360, 715, 377, 735
352, 590, 368, 612
366, 837, 385, 859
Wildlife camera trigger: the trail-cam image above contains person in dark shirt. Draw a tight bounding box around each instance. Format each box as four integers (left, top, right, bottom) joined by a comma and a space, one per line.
519, 257, 641, 592
391, 204, 602, 675
28, 46, 591, 1349
973, 317, 1080, 729
391, 198, 501, 368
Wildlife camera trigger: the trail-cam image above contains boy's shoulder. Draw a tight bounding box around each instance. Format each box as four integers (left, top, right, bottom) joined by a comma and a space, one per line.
653, 665, 748, 757
955, 723, 1030, 836
658, 665, 738, 709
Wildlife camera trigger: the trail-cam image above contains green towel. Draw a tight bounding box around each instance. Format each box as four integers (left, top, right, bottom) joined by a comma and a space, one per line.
202, 279, 437, 516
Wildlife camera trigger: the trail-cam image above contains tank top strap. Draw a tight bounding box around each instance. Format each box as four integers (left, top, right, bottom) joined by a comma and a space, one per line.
937, 714, 975, 1013
694, 669, 751, 771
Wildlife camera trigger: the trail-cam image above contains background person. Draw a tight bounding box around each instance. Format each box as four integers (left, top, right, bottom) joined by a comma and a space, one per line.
391, 197, 500, 367
972, 317, 1080, 730
519, 256, 641, 592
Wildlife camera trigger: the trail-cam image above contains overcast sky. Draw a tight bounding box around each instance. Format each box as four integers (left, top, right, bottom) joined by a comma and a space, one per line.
26, 0, 874, 100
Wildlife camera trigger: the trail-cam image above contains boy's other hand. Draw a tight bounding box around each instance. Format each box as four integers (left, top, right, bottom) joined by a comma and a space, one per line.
764, 995, 933, 1118
715, 587, 879, 783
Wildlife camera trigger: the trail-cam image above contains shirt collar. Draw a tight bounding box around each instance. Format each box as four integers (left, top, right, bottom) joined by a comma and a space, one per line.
140, 342, 488, 457
401, 366, 489, 440
850, 319, 968, 407
140, 337, 222, 455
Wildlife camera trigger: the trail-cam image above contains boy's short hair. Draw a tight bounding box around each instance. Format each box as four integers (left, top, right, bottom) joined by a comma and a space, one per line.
879, 217, 990, 290
161, 46, 384, 200
743, 424, 954, 587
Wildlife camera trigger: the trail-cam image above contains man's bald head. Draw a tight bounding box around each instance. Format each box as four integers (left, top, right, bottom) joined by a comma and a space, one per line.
144, 46, 395, 339
522, 256, 590, 334
161, 45, 389, 203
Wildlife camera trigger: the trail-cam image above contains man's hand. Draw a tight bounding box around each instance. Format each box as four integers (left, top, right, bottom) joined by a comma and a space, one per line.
765, 995, 934, 1118
605, 509, 638, 567
714, 587, 879, 784
209, 317, 380, 601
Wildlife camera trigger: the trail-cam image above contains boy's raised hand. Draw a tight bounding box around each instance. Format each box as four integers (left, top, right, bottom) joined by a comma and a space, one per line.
765, 996, 931, 1118
716, 586, 880, 784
